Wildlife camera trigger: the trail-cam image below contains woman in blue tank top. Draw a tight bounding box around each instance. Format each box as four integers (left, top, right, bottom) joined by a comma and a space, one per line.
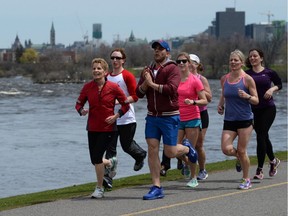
217, 49, 259, 190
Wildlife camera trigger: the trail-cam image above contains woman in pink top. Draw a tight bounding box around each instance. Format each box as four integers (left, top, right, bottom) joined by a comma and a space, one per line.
176, 52, 208, 188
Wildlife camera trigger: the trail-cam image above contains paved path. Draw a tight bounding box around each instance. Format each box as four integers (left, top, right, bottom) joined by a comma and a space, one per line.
1, 161, 287, 216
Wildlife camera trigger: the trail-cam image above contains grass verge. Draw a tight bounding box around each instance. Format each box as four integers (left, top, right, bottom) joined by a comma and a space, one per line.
0, 151, 287, 211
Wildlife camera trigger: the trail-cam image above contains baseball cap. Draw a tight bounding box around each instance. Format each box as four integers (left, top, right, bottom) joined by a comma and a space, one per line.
189, 54, 200, 64
151, 40, 170, 52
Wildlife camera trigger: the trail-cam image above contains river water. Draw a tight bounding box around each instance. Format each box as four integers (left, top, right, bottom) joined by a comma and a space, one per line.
0, 76, 287, 198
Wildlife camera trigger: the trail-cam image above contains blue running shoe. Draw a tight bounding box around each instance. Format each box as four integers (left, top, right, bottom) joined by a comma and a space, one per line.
197, 169, 208, 180
182, 139, 198, 163
143, 186, 164, 200
238, 178, 252, 190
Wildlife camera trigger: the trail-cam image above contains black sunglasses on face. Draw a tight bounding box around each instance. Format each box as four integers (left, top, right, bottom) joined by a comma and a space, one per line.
110, 56, 123, 60
176, 59, 188, 64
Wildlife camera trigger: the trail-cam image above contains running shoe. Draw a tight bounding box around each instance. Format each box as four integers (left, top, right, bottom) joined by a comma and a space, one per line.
107, 157, 117, 178
143, 186, 164, 200
253, 168, 264, 180
160, 166, 168, 177
236, 159, 242, 172
103, 176, 113, 189
181, 165, 191, 179
238, 178, 252, 190
182, 139, 198, 163
134, 152, 147, 171
91, 187, 104, 199
186, 178, 199, 188
134, 160, 144, 172
197, 169, 208, 180
269, 158, 280, 177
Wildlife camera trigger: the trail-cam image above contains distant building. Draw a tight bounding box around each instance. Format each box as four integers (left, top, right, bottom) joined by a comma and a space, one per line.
11, 34, 23, 51
245, 23, 273, 41
215, 8, 245, 38
0, 23, 74, 63
0, 49, 11, 62
206, 20, 216, 37
0, 35, 23, 62
92, 23, 102, 40
246, 20, 287, 41
10, 35, 24, 62
206, 7, 287, 41
50, 22, 55, 46
123, 31, 148, 46
128, 31, 135, 42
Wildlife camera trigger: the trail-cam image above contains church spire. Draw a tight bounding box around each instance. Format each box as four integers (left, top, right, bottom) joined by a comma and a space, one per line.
50, 22, 55, 46
12, 34, 22, 50
128, 31, 135, 42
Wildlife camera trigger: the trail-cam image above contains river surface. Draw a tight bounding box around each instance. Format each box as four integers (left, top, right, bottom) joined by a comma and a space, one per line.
0, 76, 287, 198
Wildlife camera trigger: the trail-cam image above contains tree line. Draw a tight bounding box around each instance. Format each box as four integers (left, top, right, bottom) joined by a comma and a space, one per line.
0, 33, 286, 83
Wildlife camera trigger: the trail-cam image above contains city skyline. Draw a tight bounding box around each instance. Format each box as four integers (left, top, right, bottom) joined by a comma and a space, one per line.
0, 0, 287, 48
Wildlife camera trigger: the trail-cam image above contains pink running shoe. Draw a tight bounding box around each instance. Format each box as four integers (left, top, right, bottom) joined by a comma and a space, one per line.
269, 158, 280, 177
253, 168, 264, 180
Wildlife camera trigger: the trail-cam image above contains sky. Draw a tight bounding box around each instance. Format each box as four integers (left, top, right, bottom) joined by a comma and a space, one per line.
0, 0, 287, 48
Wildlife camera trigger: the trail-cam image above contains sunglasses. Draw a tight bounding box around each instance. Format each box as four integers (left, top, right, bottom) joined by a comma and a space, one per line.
110, 56, 123, 60
176, 59, 188, 64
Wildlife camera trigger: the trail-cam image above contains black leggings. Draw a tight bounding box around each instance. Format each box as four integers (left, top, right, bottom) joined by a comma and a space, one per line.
253, 106, 276, 168
105, 122, 146, 161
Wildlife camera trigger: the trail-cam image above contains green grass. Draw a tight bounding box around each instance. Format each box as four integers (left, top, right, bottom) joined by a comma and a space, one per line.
0, 151, 287, 211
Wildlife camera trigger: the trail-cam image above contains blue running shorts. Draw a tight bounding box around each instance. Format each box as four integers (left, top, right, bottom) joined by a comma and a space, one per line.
145, 115, 179, 146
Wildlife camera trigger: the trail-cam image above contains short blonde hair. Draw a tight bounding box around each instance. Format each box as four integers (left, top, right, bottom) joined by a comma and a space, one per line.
91, 58, 109, 72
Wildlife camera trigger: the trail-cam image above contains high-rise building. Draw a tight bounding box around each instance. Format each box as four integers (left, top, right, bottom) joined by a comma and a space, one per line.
92, 23, 102, 39
215, 8, 245, 38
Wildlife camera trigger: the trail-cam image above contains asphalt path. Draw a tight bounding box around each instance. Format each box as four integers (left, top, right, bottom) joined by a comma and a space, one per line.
1, 161, 287, 216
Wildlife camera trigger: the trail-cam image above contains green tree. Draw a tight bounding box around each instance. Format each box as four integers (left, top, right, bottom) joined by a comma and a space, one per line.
20, 48, 38, 63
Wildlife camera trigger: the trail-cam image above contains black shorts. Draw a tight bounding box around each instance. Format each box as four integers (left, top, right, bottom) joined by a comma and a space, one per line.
223, 120, 253, 132
88, 131, 118, 165
200, 110, 209, 129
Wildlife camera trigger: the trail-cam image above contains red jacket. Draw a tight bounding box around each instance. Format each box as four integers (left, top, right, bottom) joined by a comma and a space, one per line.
75, 80, 129, 131
136, 61, 180, 116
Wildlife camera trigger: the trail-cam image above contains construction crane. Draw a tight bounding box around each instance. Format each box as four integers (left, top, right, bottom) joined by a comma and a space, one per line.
260, 11, 274, 24
82, 31, 88, 44
76, 13, 89, 44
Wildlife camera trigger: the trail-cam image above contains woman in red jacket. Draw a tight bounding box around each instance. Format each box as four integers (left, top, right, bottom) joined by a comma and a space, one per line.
75, 58, 129, 199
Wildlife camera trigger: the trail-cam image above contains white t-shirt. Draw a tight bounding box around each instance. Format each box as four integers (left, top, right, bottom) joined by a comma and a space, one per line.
107, 70, 136, 125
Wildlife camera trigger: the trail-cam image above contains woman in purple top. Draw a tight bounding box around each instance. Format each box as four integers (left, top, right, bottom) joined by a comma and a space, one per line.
245, 48, 282, 180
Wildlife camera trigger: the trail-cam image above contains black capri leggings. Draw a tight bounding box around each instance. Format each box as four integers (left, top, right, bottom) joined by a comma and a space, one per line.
88, 131, 118, 165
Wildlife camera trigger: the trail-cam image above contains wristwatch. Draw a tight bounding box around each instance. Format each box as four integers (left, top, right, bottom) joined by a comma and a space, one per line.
193, 100, 197, 105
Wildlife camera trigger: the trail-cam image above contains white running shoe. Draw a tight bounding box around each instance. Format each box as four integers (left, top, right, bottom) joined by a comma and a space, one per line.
91, 187, 104, 199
